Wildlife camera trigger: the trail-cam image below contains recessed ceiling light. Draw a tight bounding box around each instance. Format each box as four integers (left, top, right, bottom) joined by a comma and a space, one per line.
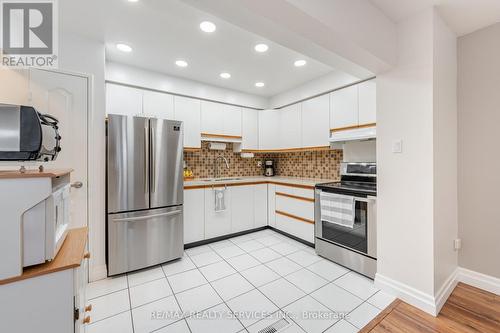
255, 82, 265, 88
254, 43, 269, 53
175, 60, 188, 67
200, 21, 216, 33
220, 72, 231, 79
116, 43, 132, 52
294, 59, 307, 67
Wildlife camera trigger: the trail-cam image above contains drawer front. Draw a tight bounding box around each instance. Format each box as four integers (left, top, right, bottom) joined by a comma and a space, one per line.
275, 213, 314, 243
275, 193, 314, 221
275, 184, 314, 199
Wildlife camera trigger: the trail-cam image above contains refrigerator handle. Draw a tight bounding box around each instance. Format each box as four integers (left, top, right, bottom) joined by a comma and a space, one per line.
151, 124, 156, 193
144, 124, 149, 194
113, 210, 182, 223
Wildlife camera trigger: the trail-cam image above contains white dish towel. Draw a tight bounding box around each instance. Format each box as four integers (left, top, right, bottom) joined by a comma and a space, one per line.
214, 188, 226, 212
320, 191, 355, 228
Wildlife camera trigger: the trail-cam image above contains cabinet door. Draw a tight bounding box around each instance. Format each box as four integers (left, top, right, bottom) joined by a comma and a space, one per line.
241, 108, 259, 150
184, 189, 205, 243
267, 184, 276, 227
358, 80, 376, 125
301, 94, 330, 148
143, 90, 174, 119
174, 96, 201, 149
231, 185, 254, 233
254, 184, 268, 228
279, 104, 302, 149
201, 101, 224, 135
106, 83, 143, 117
223, 105, 242, 137
205, 187, 231, 239
258, 109, 280, 150
330, 85, 358, 130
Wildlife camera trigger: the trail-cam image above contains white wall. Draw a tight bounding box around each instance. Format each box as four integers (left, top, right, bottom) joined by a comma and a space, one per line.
432, 11, 458, 294
458, 22, 500, 280
106, 61, 268, 109
268, 71, 359, 109
59, 31, 107, 282
376, 8, 458, 315
0, 69, 29, 105
376, 8, 436, 302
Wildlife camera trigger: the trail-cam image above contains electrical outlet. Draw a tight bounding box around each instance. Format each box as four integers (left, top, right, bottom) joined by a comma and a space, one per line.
392, 140, 403, 153
257, 161, 262, 168
454, 238, 462, 251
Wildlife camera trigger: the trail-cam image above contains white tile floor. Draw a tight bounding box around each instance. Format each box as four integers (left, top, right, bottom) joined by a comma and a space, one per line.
85, 229, 396, 333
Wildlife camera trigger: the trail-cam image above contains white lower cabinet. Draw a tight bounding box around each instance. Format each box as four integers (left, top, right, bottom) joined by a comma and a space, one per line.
254, 184, 268, 228
275, 213, 315, 243
267, 184, 276, 227
204, 187, 232, 239
184, 189, 205, 243
231, 186, 255, 233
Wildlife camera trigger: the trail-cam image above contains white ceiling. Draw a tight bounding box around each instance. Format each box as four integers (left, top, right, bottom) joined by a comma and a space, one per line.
60, 0, 335, 97
370, 0, 500, 36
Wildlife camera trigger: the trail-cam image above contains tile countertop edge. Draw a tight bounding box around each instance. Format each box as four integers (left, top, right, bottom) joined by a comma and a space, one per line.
0, 227, 88, 285
184, 176, 337, 189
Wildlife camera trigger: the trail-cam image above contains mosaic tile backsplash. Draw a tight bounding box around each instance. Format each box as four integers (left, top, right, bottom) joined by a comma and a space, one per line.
184, 142, 343, 180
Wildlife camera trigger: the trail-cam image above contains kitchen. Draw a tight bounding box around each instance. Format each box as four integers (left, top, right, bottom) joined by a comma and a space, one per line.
0, 1, 499, 333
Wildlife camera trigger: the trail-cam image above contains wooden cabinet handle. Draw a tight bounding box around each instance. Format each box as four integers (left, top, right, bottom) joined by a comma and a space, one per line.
83, 316, 91, 324
83, 252, 91, 259
85, 304, 92, 312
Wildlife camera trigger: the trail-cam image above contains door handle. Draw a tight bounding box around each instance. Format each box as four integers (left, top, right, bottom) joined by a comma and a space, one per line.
113, 210, 182, 223
71, 181, 83, 189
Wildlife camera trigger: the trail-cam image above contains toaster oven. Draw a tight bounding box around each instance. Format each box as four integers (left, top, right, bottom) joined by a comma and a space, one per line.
0, 104, 61, 162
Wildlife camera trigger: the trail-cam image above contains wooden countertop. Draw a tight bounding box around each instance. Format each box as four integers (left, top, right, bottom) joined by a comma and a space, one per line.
0, 227, 88, 285
0, 168, 73, 179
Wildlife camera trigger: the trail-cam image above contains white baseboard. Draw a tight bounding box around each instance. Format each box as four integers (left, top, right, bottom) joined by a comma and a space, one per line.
376, 267, 499, 317
457, 267, 500, 295
375, 273, 439, 316
89, 264, 107, 282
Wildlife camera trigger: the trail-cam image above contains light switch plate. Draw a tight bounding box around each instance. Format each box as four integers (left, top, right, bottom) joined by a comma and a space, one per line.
392, 140, 403, 153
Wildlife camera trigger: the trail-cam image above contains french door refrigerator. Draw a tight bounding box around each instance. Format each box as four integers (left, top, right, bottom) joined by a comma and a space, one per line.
106, 114, 184, 276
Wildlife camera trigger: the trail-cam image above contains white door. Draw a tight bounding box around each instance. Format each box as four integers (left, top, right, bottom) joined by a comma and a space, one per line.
106, 83, 143, 117
29, 69, 89, 229
358, 80, 377, 125
301, 94, 330, 148
143, 90, 174, 119
254, 184, 268, 227
330, 85, 358, 130
174, 96, 201, 149
258, 109, 280, 150
184, 189, 205, 243
231, 185, 254, 233
204, 187, 231, 238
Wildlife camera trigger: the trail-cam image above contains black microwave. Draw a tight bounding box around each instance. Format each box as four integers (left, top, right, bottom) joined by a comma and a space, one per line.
0, 104, 61, 161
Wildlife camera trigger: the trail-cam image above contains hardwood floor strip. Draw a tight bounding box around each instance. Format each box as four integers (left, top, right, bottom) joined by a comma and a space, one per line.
358, 299, 401, 333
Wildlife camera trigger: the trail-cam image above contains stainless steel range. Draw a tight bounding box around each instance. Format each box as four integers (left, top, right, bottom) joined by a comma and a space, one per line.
315, 162, 377, 278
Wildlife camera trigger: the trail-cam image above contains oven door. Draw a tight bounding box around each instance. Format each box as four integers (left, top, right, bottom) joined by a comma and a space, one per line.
315, 189, 377, 259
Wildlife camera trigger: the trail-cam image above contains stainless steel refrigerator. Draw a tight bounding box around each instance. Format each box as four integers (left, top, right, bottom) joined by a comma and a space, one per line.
106, 114, 184, 276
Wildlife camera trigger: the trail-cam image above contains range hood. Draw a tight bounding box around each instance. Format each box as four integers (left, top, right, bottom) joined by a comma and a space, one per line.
329, 126, 376, 147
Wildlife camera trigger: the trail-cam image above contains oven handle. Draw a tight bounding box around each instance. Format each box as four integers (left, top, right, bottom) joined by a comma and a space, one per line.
316, 189, 376, 203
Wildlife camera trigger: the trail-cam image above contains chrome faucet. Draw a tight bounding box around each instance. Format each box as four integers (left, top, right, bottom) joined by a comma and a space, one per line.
214, 155, 230, 179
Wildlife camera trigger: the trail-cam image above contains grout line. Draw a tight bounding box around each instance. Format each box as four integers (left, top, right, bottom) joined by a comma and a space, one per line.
125, 272, 136, 333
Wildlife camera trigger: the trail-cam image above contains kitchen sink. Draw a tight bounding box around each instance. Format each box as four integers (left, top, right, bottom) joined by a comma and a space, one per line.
202, 177, 243, 182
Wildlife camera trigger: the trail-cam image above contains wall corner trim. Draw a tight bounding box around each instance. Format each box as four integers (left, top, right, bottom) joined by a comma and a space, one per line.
456, 267, 500, 296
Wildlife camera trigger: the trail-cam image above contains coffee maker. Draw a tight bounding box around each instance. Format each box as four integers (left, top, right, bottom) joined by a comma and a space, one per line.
264, 160, 275, 177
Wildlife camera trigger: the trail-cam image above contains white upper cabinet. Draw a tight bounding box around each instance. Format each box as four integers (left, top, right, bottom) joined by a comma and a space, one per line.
241, 108, 259, 150
174, 96, 201, 148
330, 84, 359, 130
259, 109, 280, 150
279, 104, 302, 149
200, 101, 242, 137
201, 101, 224, 135
143, 90, 174, 119
358, 79, 377, 125
106, 83, 143, 117
301, 94, 330, 148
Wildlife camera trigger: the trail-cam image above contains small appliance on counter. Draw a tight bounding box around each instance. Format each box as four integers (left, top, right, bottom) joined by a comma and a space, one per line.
106, 114, 184, 276
264, 160, 275, 177
315, 162, 377, 278
0, 104, 61, 162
